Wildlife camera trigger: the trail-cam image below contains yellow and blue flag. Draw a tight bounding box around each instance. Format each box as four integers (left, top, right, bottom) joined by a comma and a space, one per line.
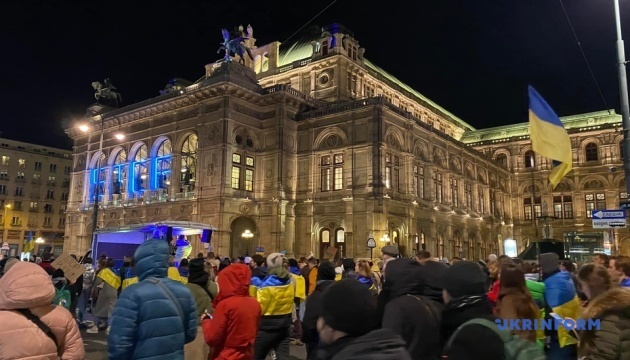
528, 86, 572, 188
23, 231, 34, 253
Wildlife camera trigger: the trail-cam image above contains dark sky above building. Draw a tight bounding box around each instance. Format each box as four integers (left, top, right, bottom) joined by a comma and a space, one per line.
2, 0, 629, 149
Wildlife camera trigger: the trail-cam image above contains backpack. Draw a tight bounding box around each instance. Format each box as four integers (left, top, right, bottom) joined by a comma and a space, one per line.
446, 318, 545, 360
53, 284, 72, 310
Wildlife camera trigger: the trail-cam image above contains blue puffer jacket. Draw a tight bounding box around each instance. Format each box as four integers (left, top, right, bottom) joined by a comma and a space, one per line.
108, 239, 198, 360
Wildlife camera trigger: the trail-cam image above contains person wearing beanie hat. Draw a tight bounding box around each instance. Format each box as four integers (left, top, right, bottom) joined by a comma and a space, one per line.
184, 258, 218, 360
302, 261, 336, 358
2, 257, 19, 275
539, 252, 580, 357
440, 261, 505, 360
341, 258, 356, 279
316, 279, 411, 360
254, 252, 296, 359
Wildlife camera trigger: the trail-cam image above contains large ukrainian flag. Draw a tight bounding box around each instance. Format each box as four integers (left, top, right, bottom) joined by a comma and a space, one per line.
528, 86, 572, 188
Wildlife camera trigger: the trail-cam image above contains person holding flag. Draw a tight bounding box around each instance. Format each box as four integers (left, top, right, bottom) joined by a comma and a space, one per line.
22, 231, 34, 255
528, 85, 573, 188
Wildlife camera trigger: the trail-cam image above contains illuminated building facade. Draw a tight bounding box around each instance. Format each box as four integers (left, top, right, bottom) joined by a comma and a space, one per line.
0, 138, 72, 257
63, 24, 628, 259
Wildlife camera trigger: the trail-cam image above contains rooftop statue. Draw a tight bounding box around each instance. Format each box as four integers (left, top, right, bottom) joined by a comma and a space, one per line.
217, 25, 254, 65
91, 78, 122, 107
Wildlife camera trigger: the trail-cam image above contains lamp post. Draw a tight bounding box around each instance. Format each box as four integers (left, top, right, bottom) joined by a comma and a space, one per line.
79, 116, 125, 254
242, 229, 254, 256
614, 0, 630, 195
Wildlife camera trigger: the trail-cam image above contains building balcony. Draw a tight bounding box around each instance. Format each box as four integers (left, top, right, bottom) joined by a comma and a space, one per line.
29, 208, 39, 212
15, 178, 26, 183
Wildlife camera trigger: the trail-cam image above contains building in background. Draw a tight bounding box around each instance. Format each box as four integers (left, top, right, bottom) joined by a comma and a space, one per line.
62, 24, 628, 260
0, 138, 72, 257
462, 110, 628, 259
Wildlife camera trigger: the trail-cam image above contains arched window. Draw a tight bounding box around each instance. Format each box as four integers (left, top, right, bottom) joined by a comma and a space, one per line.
524, 150, 535, 168
90, 153, 106, 202
585, 142, 598, 161
154, 139, 172, 191
496, 153, 508, 167
336, 229, 345, 243
112, 150, 127, 195
132, 144, 148, 193
180, 134, 198, 190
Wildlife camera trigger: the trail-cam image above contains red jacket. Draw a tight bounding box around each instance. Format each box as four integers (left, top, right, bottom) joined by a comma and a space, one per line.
202, 264, 261, 360
39, 261, 54, 275
487, 279, 500, 307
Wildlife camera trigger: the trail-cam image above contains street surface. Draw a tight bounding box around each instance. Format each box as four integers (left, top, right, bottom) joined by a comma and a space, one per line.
82, 328, 307, 360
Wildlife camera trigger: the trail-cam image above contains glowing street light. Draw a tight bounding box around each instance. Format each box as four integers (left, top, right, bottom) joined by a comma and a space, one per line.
114, 132, 125, 140
35, 237, 46, 244
242, 229, 254, 239
79, 124, 90, 133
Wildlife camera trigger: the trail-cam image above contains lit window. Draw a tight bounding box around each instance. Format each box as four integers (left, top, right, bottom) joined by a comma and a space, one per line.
154, 139, 172, 191
585, 143, 598, 161
112, 150, 127, 195
18, 159, 25, 168
585, 193, 606, 218
433, 171, 443, 203
496, 154, 508, 167
450, 177, 459, 207
321, 154, 344, 192
231, 166, 241, 189
245, 169, 254, 191
524, 151, 535, 168
232, 153, 241, 164
180, 134, 198, 189
1, 156, 9, 166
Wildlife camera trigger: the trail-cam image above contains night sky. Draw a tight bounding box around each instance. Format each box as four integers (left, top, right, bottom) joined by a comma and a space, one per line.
2, 0, 629, 149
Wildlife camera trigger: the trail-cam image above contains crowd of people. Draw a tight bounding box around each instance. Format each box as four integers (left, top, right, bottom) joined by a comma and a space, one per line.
0, 242, 629, 360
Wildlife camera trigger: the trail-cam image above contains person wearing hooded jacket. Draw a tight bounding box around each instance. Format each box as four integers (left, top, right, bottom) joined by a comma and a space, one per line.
440, 261, 505, 360
301, 260, 337, 359
254, 252, 296, 360
316, 279, 411, 360
0, 261, 84, 359
108, 239, 198, 360
185, 258, 218, 360
380, 258, 442, 360
202, 263, 261, 360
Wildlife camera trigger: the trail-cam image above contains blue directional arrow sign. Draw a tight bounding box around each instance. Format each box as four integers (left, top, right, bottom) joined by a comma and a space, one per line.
592, 210, 626, 219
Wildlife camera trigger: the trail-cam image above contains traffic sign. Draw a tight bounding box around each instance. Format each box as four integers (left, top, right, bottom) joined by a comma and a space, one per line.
620, 201, 630, 211
255, 246, 264, 252
367, 237, 376, 249
592, 210, 627, 229
592, 210, 626, 219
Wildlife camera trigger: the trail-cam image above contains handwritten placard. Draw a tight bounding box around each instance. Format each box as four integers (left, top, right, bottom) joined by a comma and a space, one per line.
51, 253, 83, 283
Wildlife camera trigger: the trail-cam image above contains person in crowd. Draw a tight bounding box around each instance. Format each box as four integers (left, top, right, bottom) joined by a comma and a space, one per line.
52, 268, 71, 310
607, 255, 620, 284
440, 261, 505, 359
302, 257, 318, 296
207, 252, 221, 274
577, 264, 612, 304
179, 258, 190, 283
381, 245, 399, 278
380, 258, 442, 359
254, 253, 296, 360
495, 264, 540, 344
298, 257, 307, 269
450, 256, 462, 264
0, 257, 19, 277
78, 256, 95, 325
340, 258, 356, 279
185, 258, 218, 360
249, 254, 268, 297
578, 286, 630, 358
202, 263, 261, 360
88, 258, 120, 334
614, 255, 630, 287
354, 259, 377, 294
119, 255, 133, 293
109, 238, 198, 360
540, 252, 580, 358
0, 261, 84, 359
593, 253, 610, 268
121, 257, 139, 290
371, 260, 383, 291
67, 254, 83, 319
197, 252, 205, 259
288, 258, 301, 276
39, 252, 55, 275
488, 254, 498, 262
302, 260, 336, 359
286, 259, 306, 346
167, 255, 185, 283
316, 279, 411, 360
414, 250, 448, 305
486, 257, 515, 308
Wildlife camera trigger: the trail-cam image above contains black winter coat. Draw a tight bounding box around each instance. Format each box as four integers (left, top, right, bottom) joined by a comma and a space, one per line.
318, 329, 412, 360
441, 298, 505, 360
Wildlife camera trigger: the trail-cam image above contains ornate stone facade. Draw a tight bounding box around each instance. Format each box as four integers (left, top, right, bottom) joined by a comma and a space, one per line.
63, 24, 624, 259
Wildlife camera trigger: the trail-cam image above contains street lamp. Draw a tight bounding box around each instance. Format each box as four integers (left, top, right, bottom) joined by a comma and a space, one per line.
614, 0, 630, 196
380, 234, 390, 243
35, 237, 46, 244
242, 229, 254, 239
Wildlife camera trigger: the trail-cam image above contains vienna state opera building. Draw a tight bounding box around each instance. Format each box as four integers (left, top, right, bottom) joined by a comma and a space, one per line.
62, 24, 629, 260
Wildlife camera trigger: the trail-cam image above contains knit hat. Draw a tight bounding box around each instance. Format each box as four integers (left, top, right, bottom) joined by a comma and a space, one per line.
539, 252, 559, 274
441, 260, 487, 298
188, 258, 206, 275
267, 253, 284, 269
318, 260, 336, 280
321, 279, 377, 336
488, 254, 498, 262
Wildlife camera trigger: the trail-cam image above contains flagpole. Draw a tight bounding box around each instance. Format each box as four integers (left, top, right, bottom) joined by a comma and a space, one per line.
614, 0, 630, 195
